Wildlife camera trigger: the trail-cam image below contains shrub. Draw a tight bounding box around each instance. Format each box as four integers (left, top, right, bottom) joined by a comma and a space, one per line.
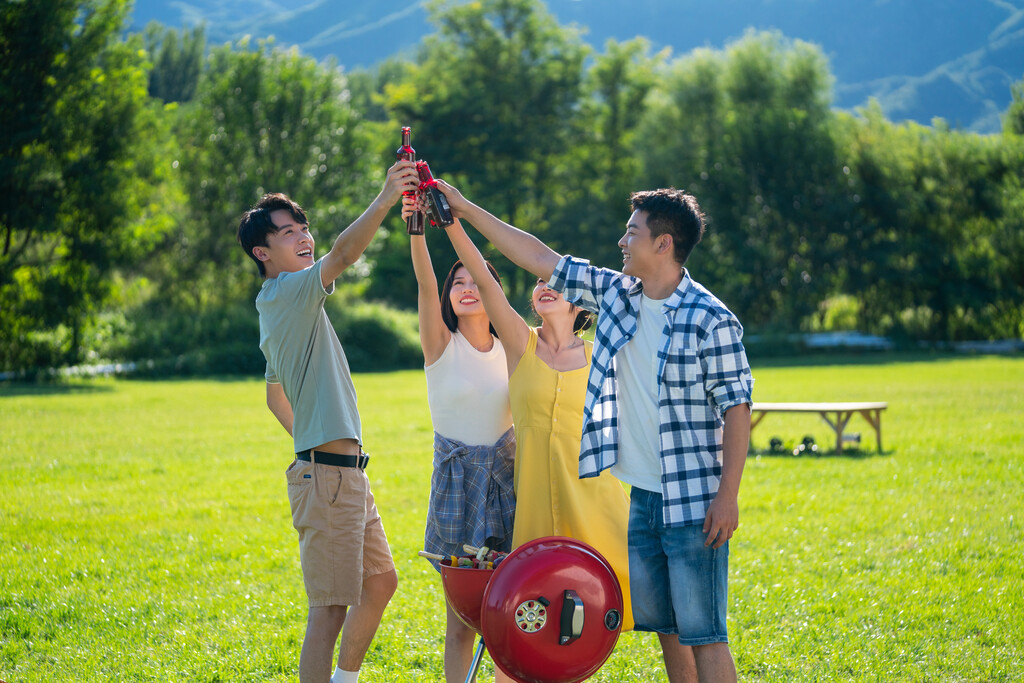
109, 294, 422, 377
325, 297, 423, 372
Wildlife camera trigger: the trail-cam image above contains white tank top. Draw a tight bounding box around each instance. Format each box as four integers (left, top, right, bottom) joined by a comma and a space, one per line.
425, 330, 513, 446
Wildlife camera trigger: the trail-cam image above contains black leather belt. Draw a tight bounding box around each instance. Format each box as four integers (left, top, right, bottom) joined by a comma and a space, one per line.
296, 450, 369, 470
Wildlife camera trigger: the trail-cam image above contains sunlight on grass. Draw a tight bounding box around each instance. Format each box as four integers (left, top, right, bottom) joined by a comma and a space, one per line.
1, 355, 1022, 681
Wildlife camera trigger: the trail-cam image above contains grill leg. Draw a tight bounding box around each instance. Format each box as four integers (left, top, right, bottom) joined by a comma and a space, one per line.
465, 637, 487, 683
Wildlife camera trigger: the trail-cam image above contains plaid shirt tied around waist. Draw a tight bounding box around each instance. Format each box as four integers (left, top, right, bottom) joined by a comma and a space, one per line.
426, 428, 516, 548
549, 255, 754, 527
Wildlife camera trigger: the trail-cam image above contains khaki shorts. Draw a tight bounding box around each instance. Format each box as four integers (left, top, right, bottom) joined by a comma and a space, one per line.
286, 457, 395, 607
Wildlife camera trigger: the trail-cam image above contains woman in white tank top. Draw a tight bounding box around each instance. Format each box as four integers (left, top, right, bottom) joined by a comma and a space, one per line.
410, 230, 517, 683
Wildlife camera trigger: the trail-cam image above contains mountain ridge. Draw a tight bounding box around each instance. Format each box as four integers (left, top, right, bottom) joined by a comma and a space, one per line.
129, 0, 1024, 133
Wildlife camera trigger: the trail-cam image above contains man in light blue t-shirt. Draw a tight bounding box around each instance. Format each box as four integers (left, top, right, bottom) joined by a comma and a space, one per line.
236, 160, 418, 683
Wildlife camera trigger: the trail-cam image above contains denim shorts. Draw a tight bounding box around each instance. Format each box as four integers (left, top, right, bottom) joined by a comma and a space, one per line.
628, 487, 729, 646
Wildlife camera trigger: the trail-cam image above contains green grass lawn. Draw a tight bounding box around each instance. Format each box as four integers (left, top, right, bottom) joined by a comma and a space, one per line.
2, 354, 1022, 682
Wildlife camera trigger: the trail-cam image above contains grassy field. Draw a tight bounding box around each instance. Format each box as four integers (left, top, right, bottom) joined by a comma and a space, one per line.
1, 354, 1022, 682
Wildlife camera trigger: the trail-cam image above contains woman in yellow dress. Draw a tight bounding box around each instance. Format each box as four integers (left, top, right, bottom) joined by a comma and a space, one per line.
416, 206, 634, 631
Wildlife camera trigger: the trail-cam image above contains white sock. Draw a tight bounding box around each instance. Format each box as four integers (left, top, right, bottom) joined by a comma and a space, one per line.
331, 667, 359, 683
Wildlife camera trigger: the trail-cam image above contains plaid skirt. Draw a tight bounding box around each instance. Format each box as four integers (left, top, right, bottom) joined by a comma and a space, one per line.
424, 428, 516, 570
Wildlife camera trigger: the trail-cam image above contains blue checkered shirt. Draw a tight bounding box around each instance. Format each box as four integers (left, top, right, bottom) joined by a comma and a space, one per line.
549, 255, 754, 527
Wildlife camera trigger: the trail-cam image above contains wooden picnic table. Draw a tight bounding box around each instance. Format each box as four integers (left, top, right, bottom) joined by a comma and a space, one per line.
750, 402, 888, 453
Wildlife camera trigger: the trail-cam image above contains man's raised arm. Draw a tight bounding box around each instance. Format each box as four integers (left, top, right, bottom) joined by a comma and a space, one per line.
320, 160, 419, 287
435, 179, 562, 280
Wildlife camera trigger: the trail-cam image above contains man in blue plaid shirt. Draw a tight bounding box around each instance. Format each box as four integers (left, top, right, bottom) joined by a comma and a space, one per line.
435, 179, 753, 683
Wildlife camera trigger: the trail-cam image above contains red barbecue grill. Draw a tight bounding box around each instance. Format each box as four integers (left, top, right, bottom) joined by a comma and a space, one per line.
438, 536, 623, 683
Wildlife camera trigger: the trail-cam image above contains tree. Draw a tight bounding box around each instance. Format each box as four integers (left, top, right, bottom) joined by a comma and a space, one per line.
836, 100, 1024, 341
1003, 74, 1024, 137
546, 38, 666, 268
990, 148, 1024, 338
637, 31, 847, 331
166, 38, 378, 310
144, 22, 206, 104
0, 0, 170, 369
379, 0, 588, 305
347, 56, 412, 125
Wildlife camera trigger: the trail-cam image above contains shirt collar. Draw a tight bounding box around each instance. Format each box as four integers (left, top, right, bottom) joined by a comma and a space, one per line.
627, 268, 692, 310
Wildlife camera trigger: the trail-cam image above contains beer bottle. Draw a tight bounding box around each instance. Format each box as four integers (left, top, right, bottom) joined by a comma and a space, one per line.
396, 126, 425, 235
416, 161, 453, 229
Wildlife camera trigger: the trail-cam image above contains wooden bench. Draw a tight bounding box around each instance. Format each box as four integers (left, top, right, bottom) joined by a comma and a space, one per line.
750, 402, 888, 453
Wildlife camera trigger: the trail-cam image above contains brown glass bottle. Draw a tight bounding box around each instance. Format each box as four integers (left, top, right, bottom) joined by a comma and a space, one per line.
416, 161, 453, 228
396, 126, 425, 235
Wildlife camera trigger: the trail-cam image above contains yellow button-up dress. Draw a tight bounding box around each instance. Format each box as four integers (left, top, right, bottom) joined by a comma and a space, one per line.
509, 328, 633, 630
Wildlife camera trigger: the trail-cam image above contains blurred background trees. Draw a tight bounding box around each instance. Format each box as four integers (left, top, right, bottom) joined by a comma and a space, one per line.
377, 0, 589, 306
1, 0, 1021, 374
0, 0, 171, 370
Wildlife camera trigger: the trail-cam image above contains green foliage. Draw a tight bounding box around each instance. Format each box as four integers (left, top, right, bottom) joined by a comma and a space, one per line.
1004, 76, 1024, 136
95, 293, 422, 376
379, 0, 589, 301
990, 150, 1024, 338
808, 294, 861, 333
325, 295, 424, 372
638, 31, 848, 330
346, 56, 413, 124
0, 0, 173, 369
361, 222, 463, 310
840, 104, 1023, 340
2, 356, 1022, 680
633, 32, 1023, 341
546, 38, 668, 268
112, 299, 264, 375
143, 21, 205, 103
168, 37, 379, 310
4, 4, 1024, 375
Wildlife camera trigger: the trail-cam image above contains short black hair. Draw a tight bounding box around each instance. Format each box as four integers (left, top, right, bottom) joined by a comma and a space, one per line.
237, 193, 309, 277
440, 259, 502, 338
629, 188, 706, 266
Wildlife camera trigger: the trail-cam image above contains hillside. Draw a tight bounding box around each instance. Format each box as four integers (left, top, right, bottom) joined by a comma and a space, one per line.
128, 0, 1024, 133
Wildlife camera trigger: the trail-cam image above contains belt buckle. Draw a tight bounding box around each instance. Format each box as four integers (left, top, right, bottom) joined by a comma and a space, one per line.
358, 454, 369, 470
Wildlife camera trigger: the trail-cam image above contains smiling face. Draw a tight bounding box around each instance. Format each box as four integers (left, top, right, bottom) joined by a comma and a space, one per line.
254, 209, 315, 276
448, 267, 486, 321
532, 278, 574, 320
440, 259, 502, 333
617, 209, 670, 279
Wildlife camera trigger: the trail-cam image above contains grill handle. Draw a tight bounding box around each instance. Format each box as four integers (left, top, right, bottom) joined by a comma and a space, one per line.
559, 589, 585, 645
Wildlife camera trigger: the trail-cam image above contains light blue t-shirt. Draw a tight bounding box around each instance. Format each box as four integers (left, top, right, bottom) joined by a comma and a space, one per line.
257, 258, 362, 452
